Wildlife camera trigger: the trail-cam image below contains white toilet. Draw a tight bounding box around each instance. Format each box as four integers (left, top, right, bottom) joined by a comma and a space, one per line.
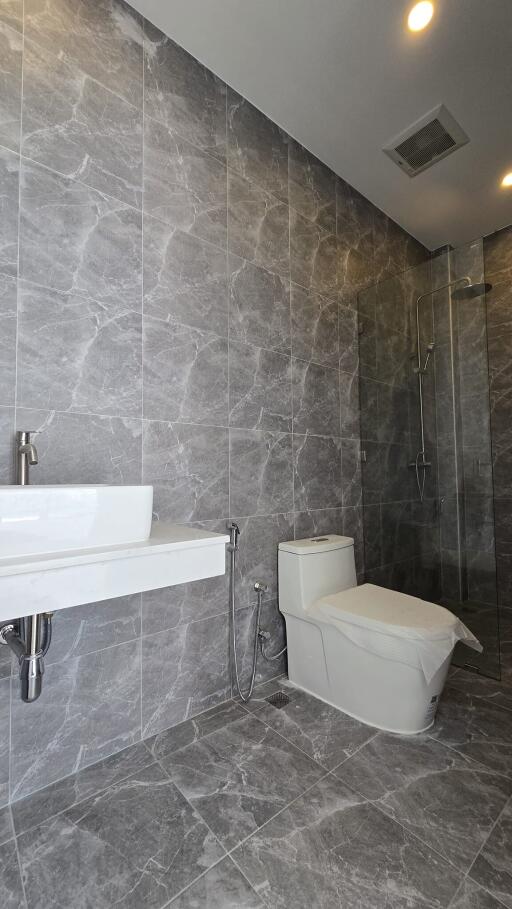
278, 534, 481, 734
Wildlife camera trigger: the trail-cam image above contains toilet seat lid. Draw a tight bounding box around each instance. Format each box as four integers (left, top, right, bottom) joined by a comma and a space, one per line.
313, 583, 458, 640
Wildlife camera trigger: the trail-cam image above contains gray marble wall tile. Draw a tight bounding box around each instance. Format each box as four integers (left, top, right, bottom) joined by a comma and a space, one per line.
294, 507, 344, 539
337, 239, 373, 307
18, 764, 225, 908
144, 21, 226, 160
229, 428, 293, 517
15, 409, 142, 484
229, 341, 292, 432
10, 639, 142, 800
227, 88, 288, 202
339, 304, 359, 375
141, 612, 229, 736
143, 215, 228, 336
291, 283, 339, 368
230, 513, 295, 608
0, 21, 21, 152
373, 209, 408, 280
0, 273, 16, 406
171, 856, 263, 909
0, 679, 10, 806
0, 0, 21, 31
143, 420, 229, 523
233, 773, 461, 909
141, 569, 228, 635
19, 161, 142, 308
46, 595, 141, 665
0, 406, 14, 483
22, 39, 142, 208
144, 115, 227, 248
24, 0, 144, 108
336, 178, 374, 261
341, 438, 362, 507
290, 207, 337, 298
0, 145, 18, 277
17, 282, 143, 418
470, 798, 512, 908
343, 504, 365, 574
228, 171, 289, 277
293, 359, 340, 436
159, 712, 324, 850
143, 318, 228, 425
340, 368, 360, 438
11, 741, 153, 836
288, 139, 336, 233
228, 253, 290, 352
0, 838, 25, 908
293, 434, 342, 511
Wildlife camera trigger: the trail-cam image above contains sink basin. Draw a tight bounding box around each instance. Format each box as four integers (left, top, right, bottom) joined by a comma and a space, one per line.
0, 485, 153, 557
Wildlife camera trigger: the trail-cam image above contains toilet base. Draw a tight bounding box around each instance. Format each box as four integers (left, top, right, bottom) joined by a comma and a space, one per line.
283, 613, 451, 735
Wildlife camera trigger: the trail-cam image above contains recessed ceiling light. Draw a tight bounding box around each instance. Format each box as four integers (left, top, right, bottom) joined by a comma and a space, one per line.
408, 2, 434, 32
501, 172, 512, 188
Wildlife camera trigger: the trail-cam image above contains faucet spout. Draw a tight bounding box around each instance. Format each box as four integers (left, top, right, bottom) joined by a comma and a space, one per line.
16, 431, 38, 485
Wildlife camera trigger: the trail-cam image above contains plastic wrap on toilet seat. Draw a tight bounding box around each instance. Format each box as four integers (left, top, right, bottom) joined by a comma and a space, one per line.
311, 584, 482, 683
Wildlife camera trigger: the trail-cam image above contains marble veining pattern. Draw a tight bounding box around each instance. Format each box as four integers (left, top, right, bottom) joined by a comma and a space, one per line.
0, 0, 433, 817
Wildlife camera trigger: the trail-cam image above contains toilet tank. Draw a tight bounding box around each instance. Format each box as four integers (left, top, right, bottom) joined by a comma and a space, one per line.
278, 535, 356, 617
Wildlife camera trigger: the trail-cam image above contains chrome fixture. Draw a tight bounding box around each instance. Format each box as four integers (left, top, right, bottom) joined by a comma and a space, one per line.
0, 431, 52, 702
16, 430, 38, 486
411, 277, 493, 502
227, 523, 286, 702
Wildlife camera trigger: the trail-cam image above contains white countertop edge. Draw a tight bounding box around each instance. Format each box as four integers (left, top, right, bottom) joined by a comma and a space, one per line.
0, 523, 230, 577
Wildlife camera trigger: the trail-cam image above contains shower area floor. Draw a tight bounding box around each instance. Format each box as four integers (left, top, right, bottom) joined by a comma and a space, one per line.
2, 671, 512, 908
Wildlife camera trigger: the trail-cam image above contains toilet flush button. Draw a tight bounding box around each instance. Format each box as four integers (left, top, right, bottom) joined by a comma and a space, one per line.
311, 537, 329, 542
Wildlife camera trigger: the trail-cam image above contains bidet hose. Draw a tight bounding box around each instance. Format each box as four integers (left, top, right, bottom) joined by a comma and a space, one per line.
228, 535, 262, 703
415, 450, 426, 504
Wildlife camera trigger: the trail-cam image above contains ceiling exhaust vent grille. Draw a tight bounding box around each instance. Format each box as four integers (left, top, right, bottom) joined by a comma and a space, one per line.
384, 104, 469, 177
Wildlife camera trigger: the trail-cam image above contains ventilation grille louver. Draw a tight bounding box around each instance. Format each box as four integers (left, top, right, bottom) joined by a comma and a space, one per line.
383, 104, 469, 177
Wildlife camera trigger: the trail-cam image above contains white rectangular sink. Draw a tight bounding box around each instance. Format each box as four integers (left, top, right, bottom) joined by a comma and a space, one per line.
0, 484, 229, 622
0, 485, 153, 557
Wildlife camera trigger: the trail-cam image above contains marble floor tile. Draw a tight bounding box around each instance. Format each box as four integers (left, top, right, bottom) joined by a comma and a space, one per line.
449, 878, 508, 908
145, 701, 246, 763
233, 773, 461, 909
470, 799, 512, 908
234, 675, 288, 714
158, 712, 325, 850
18, 763, 225, 909
0, 837, 25, 908
337, 732, 512, 872
0, 806, 13, 845
254, 683, 376, 770
430, 681, 512, 778
170, 857, 263, 908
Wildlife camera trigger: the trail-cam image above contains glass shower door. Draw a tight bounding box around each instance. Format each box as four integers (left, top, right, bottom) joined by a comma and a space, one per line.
358, 239, 500, 679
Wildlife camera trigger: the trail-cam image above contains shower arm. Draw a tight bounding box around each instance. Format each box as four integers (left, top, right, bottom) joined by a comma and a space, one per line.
415, 276, 471, 368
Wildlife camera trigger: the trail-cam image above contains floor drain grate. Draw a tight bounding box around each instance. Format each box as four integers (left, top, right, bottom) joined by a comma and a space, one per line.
265, 691, 290, 709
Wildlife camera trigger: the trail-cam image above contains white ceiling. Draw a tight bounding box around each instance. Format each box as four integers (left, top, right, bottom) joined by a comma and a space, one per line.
129, 0, 512, 250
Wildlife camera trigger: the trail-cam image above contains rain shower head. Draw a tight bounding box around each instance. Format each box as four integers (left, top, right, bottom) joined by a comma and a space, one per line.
451, 281, 492, 301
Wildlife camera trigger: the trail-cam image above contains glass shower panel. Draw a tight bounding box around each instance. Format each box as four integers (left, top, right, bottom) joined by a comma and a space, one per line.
358, 240, 500, 679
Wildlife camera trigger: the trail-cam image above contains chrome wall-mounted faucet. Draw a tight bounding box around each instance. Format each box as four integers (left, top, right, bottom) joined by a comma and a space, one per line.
0, 431, 52, 702
16, 430, 38, 486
